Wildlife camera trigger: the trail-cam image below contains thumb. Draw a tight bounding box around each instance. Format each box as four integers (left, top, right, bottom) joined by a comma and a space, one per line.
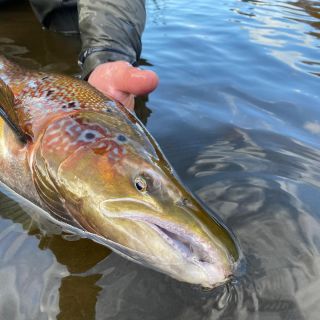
111, 62, 159, 96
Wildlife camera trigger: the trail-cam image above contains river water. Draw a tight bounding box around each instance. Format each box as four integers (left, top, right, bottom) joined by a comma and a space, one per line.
0, 0, 319, 319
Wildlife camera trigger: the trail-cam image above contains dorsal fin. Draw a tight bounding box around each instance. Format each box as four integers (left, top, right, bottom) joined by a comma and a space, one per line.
0, 78, 29, 143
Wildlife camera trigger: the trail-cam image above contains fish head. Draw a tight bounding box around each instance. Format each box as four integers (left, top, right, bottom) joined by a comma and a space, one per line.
40, 110, 241, 288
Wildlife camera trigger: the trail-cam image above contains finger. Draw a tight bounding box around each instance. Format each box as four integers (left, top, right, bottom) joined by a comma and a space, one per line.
113, 65, 159, 96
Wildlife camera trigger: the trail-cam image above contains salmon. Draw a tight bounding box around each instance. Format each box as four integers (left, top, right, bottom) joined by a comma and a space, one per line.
0, 55, 240, 288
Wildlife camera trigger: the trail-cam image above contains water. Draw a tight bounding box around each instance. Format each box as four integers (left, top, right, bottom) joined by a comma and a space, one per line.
0, 0, 319, 319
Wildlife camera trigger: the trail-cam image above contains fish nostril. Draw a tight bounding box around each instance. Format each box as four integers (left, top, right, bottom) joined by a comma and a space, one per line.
176, 197, 190, 207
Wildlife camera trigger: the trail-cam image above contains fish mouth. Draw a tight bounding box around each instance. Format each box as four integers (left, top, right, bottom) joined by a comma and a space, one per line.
136, 218, 216, 265
100, 199, 234, 287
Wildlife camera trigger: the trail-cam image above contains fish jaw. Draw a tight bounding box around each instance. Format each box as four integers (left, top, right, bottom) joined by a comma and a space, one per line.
99, 198, 238, 288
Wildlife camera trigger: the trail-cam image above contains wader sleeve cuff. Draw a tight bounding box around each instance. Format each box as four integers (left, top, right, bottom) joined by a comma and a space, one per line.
79, 48, 137, 80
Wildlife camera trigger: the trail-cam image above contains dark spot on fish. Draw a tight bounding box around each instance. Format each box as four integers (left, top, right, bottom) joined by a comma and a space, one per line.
85, 132, 95, 140
62, 105, 67, 109
117, 134, 127, 142
68, 101, 77, 108
41, 76, 49, 81
46, 89, 54, 97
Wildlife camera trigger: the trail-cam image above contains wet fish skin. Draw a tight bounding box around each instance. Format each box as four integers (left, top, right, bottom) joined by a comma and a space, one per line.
0, 55, 241, 288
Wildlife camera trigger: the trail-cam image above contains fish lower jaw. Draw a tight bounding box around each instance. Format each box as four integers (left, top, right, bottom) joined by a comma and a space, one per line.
114, 214, 231, 287
174, 262, 230, 289
148, 222, 230, 288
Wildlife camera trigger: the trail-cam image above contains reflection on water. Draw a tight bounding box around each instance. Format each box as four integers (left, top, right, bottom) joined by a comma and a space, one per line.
0, 1, 80, 73
0, 0, 320, 319
234, 0, 320, 76
189, 126, 320, 320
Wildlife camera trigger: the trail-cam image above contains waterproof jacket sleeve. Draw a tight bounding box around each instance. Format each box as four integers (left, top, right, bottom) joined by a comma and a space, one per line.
29, 0, 146, 79
78, 0, 146, 79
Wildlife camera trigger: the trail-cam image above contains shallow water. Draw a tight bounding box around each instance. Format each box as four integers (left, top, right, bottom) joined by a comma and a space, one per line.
0, 0, 319, 319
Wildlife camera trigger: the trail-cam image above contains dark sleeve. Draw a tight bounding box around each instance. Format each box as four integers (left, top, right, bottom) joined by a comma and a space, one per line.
78, 0, 146, 79
29, 0, 146, 79
29, 0, 79, 34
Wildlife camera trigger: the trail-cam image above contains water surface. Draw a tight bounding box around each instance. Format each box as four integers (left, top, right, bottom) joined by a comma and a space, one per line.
0, 0, 319, 319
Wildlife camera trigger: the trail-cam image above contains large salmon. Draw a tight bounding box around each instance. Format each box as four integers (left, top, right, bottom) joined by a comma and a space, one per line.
0, 55, 240, 288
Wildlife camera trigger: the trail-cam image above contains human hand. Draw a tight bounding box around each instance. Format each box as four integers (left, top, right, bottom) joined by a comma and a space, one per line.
88, 61, 159, 111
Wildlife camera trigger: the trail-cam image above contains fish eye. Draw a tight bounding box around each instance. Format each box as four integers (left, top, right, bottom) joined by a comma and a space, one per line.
134, 176, 147, 193
134, 172, 161, 194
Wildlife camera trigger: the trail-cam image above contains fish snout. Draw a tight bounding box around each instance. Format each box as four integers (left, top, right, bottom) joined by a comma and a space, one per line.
99, 197, 239, 287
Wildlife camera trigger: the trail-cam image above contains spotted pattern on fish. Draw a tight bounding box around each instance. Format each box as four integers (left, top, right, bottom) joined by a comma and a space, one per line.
42, 114, 127, 162
18, 74, 113, 113
0, 58, 115, 118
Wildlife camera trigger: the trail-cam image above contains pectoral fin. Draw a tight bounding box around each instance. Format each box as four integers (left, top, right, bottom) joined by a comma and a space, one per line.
0, 78, 28, 143
33, 148, 85, 230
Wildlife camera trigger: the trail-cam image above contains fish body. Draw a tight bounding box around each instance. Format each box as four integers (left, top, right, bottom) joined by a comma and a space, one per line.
0, 55, 241, 288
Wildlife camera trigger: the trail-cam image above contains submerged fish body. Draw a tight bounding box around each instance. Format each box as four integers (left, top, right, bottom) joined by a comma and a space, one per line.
0, 56, 240, 288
